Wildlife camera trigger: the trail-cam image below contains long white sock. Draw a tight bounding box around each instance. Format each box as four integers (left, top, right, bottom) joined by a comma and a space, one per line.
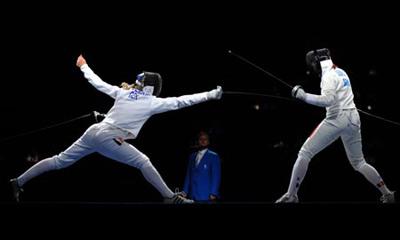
287, 156, 310, 196
17, 157, 58, 187
357, 163, 390, 195
141, 165, 174, 198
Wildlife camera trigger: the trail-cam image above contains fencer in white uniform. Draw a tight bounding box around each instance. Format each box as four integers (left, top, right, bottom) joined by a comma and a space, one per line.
276, 48, 395, 203
10, 55, 223, 204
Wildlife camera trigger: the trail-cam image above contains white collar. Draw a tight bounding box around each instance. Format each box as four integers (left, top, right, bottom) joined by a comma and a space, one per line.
320, 59, 333, 76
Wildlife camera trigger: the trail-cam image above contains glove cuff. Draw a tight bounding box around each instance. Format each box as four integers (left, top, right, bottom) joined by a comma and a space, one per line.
292, 85, 303, 98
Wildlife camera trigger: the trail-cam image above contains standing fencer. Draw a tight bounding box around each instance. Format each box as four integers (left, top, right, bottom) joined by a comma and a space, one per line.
276, 48, 395, 203
10, 55, 222, 203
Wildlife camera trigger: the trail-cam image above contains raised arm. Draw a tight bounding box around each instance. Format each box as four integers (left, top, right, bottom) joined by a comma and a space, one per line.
76, 55, 120, 99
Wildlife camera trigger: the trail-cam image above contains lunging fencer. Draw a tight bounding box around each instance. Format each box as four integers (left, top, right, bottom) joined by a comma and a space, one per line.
276, 48, 395, 203
10, 55, 222, 203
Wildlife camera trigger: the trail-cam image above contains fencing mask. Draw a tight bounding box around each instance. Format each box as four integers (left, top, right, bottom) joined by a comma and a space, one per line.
135, 71, 163, 96
305, 48, 331, 76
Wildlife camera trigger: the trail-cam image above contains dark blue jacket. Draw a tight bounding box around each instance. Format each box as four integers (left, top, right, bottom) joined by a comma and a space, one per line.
183, 149, 221, 201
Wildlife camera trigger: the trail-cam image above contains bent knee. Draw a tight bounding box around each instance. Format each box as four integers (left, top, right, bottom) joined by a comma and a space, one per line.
351, 158, 366, 171
134, 155, 152, 170
297, 151, 312, 165
298, 146, 315, 162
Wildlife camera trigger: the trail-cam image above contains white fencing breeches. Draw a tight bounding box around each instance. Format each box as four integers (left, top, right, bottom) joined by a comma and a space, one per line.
17, 122, 174, 198
287, 109, 386, 196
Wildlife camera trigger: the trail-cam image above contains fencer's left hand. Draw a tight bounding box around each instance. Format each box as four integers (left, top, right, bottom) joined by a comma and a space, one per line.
291, 85, 306, 101
76, 54, 87, 68
207, 86, 223, 100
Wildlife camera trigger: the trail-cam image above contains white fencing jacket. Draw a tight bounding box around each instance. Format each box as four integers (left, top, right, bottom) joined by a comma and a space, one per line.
80, 64, 213, 139
304, 60, 356, 117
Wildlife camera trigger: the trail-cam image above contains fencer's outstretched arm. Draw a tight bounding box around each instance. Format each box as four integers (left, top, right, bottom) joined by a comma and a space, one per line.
151, 86, 222, 114
292, 73, 337, 107
76, 55, 120, 99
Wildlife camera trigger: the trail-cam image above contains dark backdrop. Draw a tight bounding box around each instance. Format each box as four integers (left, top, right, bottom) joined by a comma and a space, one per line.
1, 3, 399, 203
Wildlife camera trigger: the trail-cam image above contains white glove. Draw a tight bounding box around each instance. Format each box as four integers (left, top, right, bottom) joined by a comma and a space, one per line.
207, 86, 223, 100
291, 85, 306, 101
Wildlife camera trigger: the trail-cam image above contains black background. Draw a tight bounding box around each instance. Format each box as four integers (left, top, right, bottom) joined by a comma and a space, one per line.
0, 3, 399, 209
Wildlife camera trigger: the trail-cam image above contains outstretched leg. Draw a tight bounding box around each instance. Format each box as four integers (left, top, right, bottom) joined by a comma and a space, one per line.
10, 125, 97, 202
277, 120, 342, 203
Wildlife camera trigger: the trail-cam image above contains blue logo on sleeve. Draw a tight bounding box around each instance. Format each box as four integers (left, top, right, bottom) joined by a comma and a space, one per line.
336, 69, 351, 87
343, 78, 350, 87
